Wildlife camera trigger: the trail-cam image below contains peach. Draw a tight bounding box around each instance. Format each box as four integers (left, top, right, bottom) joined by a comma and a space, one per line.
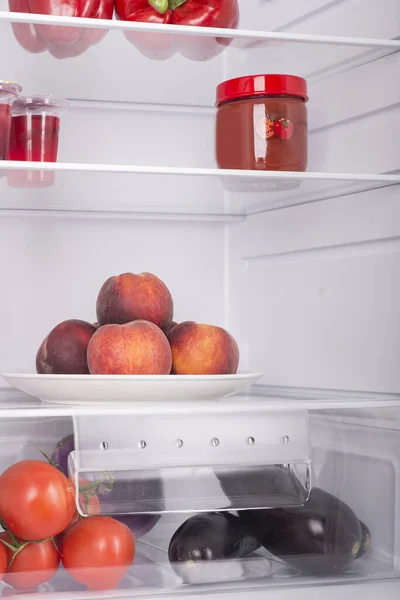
87, 320, 172, 375
168, 321, 179, 333
167, 322, 239, 375
36, 320, 96, 375
96, 273, 173, 333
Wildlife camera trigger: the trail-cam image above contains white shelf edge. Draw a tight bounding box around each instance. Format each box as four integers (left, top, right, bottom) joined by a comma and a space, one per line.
68, 99, 214, 115
1, 11, 400, 49
0, 387, 398, 419
0, 209, 243, 222
1, 161, 399, 184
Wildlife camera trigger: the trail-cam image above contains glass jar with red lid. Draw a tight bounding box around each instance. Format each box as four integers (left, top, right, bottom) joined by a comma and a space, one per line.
215, 74, 308, 172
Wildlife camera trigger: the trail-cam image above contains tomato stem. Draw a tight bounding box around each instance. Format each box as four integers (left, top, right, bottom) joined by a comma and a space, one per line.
79, 480, 104, 493
7, 530, 19, 547
39, 449, 59, 470
0, 538, 18, 553
7, 541, 30, 568
51, 537, 62, 556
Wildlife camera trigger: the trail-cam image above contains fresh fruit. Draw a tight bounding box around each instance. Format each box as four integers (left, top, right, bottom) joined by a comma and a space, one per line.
167, 321, 239, 375
239, 488, 362, 575
0, 533, 60, 590
70, 478, 101, 525
0, 541, 7, 582
36, 319, 96, 375
168, 512, 260, 583
168, 321, 178, 332
61, 516, 135, 590
96, 272, 173, 332
87, 320, 172, 375
0, 460, 75, 541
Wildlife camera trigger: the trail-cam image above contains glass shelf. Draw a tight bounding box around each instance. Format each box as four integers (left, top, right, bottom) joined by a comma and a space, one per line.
0, 162, 398, 220
1, 11, 399, 106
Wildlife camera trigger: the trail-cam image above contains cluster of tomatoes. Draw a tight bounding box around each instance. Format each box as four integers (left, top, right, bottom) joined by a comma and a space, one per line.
0, 460, 135, 591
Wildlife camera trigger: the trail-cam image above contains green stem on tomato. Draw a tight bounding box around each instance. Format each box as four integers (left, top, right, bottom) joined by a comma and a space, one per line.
6, 530, 19, 547
7, 541, 30, 568
78, 480, 104, 494
51, 537, 62, 556
148, 0, 169, 13
0, 538, 18, 553
169, 0, 187, 9
39, 449, 58, 470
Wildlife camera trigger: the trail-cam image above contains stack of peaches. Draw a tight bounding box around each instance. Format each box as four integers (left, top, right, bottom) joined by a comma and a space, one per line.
36, 273, 239, 376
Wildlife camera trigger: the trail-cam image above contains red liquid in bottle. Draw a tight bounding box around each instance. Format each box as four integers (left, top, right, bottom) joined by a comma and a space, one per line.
0, 103, 11, 160
8, 114, 60, 162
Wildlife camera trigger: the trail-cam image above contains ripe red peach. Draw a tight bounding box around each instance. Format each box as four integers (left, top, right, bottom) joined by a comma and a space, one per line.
168, 321, 178, 333
36, 320, 96, 375
96, 273, 173, 333
167, 322, 239, 375
87, 320, 172, 375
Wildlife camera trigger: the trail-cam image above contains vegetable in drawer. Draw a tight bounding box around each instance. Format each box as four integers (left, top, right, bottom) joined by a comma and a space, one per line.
239, 488, 364, 576
51, 433, 164, 539
168, 512, 260, 583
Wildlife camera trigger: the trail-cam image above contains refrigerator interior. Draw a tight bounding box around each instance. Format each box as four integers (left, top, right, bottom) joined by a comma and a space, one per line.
0, 0, 399, 598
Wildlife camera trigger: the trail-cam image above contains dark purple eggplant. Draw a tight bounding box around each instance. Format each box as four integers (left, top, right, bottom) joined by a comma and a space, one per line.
356, 520, 371, 559
51, 434, 164, 539
239, 488, 362, 576
215, 464, 308, 509
51, 433, 74, 477
169, 512, 260, 583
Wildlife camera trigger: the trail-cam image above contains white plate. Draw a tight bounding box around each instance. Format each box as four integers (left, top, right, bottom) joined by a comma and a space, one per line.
1, 372, 263, 405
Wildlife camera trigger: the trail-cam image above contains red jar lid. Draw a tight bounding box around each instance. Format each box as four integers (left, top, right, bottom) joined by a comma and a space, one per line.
216, 74, 308, 106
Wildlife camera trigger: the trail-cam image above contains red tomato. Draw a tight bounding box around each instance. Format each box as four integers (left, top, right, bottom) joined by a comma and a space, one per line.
62, 517, 135, 590
0, 542, 7, 581
69, 479, 101, 527
0, 460, 76, 540
0, 533, 60, 590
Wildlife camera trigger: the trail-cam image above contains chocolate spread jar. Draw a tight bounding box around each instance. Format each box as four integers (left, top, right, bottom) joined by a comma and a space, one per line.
216, 74, 308, 171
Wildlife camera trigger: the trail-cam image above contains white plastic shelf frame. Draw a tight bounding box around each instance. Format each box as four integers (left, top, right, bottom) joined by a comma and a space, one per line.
1, 11, 399, 107
0, 163, 399, 220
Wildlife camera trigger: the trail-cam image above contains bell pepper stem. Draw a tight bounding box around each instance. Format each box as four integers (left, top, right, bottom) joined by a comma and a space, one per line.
169, 0, 187, 8
149, 0, 169, 13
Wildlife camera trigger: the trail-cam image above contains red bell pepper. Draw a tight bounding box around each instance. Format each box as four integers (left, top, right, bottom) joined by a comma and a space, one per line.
8, 0, 114, 59
115, 0, 239, 60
